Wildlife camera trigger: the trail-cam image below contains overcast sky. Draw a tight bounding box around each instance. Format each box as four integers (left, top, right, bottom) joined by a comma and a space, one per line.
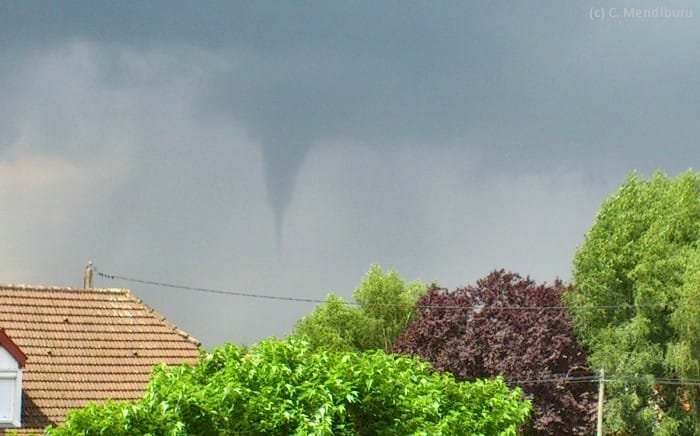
1, 1, 698, 347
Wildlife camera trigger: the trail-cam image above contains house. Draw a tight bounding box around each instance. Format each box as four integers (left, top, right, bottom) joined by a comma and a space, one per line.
0, 283, 202, 434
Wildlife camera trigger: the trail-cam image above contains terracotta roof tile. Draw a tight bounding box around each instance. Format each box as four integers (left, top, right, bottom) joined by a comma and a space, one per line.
0, 284, 201, 434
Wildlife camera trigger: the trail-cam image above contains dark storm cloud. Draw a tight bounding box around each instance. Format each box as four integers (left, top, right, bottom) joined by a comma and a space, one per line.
2, 1, 699, 345
205, 2, 699, 235
2, 1, 607, 238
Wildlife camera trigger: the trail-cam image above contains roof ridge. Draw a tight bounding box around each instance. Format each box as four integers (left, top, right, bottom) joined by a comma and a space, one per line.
0, 283, 126, 293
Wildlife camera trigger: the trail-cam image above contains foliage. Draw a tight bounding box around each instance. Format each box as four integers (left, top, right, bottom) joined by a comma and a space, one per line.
564, 171, 700, 434
392, 270, 596, 435
291, 264, 425, 352
46, 338, 531, 435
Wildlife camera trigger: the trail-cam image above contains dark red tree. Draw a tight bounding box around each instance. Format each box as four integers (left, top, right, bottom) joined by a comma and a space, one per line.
392, 270, 596, 435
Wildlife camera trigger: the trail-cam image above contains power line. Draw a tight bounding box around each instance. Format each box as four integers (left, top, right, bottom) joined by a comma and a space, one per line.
88, 266, 700, 390
462, 373, 700, 387
506, 375, 599, 385
505, 374, 700, 386
606, 376, 700, 387
95, 269, 335, 305
92, 265, 700, 389
93, 266, 672, 311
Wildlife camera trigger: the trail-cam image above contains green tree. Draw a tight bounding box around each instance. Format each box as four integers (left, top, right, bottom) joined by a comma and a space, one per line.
47, 338, 531, 435
292, 265, 425, 352
565, 171, 700, 434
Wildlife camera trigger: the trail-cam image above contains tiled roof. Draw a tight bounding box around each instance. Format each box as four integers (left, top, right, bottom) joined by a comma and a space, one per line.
0, 284, 201, 434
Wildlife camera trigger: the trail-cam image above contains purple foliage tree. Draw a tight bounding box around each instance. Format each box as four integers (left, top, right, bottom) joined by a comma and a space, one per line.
392, 270, 596, 435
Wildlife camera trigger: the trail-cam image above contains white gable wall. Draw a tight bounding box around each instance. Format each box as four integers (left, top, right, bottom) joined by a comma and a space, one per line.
0, 346, 22, 428
0, 348, 20, 369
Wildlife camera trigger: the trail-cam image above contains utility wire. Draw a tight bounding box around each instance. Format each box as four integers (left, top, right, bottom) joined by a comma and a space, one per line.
94, 266, 700, 388
505, 375, 700, 386
605, 376, 700, 387
506, 375, 599, 385
95, 269, 335, 305
455, 372, 700, 387
94, 267, 672, 311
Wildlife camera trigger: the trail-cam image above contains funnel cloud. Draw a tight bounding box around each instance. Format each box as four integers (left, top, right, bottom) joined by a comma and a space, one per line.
1, 2, 699, 346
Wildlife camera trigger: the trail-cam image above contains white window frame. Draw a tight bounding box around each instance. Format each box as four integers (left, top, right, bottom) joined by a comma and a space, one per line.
0, 369, 22, 428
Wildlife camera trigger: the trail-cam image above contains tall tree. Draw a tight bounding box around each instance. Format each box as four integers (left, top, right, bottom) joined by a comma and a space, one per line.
47, 338, 531, 435
393, 270, 596, 435
565, 171, 700, 434
291, 264, 425, 352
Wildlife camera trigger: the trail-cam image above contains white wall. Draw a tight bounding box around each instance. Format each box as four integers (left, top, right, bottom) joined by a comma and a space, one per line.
0, 346, 21, 428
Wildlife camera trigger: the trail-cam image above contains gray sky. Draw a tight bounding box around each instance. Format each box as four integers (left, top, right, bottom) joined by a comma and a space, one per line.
1, 1, 698, 347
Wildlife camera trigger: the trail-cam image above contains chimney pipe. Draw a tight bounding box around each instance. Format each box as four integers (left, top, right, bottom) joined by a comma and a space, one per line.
84, 261, 93, 288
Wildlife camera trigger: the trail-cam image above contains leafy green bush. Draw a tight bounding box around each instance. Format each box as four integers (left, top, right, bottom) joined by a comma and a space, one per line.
47, 338, 530, 435
291, 264, 426, 352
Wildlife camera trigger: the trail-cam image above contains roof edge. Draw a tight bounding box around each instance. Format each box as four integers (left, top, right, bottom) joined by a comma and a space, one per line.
0, 328, 27, 367
120, 289, 203, 349
0, 283, 126, 293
